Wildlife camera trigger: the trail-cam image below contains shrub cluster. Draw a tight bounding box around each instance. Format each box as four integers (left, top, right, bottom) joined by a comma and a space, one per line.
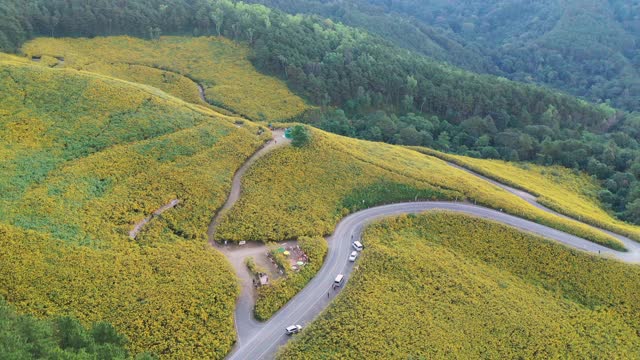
0, 297, 144, 359
254, 236, 328, 320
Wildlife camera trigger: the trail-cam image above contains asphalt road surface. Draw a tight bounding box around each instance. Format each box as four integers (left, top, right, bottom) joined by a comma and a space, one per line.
227, 201, 640, 360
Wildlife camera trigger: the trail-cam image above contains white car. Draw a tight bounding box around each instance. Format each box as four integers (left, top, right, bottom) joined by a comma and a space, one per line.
348, 251, 358, 262
352, 241, 364, 251
285, 325, 302, 335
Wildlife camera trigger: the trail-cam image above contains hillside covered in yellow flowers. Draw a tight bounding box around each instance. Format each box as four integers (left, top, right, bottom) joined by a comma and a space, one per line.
0, 55, 270, 357
2, 33, 640, 359
22, 36, 310, 121
215, 127, 631, 250
280, 212, 640, 359
415, 147, 640, 242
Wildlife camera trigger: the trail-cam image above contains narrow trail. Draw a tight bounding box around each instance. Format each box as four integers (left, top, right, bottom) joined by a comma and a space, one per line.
129, 199, 180, 239
196, 83, 207, 103
206, 129, 291, 343
207, 129, 290, 242
210, 138, 640, 359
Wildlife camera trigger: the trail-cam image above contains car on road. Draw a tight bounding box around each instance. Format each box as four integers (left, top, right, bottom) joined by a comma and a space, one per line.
285, 325, 302, 335
352, 241, 364, 251
334, 274, 345, 288
349, 251, 358, 262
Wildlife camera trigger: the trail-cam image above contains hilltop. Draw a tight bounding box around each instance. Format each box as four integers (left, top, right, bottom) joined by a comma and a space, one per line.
23, 36, 309, 121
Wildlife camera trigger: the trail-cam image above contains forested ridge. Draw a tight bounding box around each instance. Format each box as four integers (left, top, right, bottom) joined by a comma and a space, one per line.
0, 0, 609, 127
250, 0, 640, 113
0, 297, 140, 359
1, 0, 639, 223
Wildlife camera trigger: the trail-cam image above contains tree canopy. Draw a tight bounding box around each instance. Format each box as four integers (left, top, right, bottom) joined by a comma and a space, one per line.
0, 297, 141, 359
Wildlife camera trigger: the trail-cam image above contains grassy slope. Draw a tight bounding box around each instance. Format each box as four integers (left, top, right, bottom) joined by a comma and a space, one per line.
0, 59, 270, 358
216, 127, 625, 250
414, 147, 640, 241
22, 36, 309, 121
279, 212, 640, 359
1, 224, 234, 359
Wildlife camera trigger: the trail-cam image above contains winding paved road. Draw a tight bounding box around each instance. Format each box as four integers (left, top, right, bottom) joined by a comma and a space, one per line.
212, 134, 640, 360
227, 202, 640, 360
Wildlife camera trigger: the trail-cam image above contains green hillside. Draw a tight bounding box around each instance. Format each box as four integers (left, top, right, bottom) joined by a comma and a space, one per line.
239, 0, 640, 224
280, 212, 640, 359
0, 58, 270, 357
0, 1, 639, 358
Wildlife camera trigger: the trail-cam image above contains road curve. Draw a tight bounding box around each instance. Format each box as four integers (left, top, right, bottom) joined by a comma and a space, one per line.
445, 161, 637, 249
228, 201, 640, 360
216, 138, 640, 359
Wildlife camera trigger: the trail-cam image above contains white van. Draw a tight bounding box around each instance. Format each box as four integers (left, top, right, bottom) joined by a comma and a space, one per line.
285, 325, 302, 335
334, 274, 344, 287
352, 241, 363, 251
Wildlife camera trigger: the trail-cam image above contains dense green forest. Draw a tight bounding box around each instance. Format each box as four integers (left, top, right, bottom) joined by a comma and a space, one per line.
0, 298, 143, 359
250, 0, 640, 113
1, 0, 639, 223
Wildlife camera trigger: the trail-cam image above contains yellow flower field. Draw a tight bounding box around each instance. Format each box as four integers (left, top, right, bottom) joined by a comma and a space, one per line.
216, 127, 625, 250
22, 36, 310, 121
279, 212, 640, 359
0, 59, 269, 358
414, 147, 640, 241
2, 38, 636, 356
1, 224, 238, 359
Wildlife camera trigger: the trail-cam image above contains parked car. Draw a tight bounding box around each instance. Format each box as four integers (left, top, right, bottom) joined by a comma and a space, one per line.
352, 241, 364, 251
334, 274, 345, 288
285, 325, 302, 335
349, 251, 358, 262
